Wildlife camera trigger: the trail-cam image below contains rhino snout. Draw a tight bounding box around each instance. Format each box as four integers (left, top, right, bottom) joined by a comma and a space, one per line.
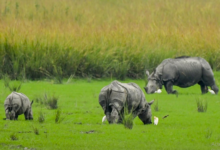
144, 121, 152, 125
144, 87, 148, 93
144, 87, 155, 94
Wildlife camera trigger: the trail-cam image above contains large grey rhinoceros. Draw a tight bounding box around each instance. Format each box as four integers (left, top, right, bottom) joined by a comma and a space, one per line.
4, 92, 33, 120
144, 56, 219, 95
99, 80, 154, 124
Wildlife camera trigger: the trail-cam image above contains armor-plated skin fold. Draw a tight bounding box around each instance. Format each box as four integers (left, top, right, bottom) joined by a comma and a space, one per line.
99, 80, 154, 124
4, 92, 33, 120
145, 56, 219, 95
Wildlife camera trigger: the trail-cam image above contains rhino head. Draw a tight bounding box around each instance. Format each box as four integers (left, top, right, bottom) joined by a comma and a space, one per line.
5, 105, 17, 120
105, 104, 120, 124
138, 100, 154, 124
26, 100, 34, 120
144, 70, 162, 94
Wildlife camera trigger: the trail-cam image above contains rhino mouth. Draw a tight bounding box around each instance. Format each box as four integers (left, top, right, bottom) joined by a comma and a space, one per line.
144, 87, 155, 94
144, 121, 152, 125
147, 91, 155, 94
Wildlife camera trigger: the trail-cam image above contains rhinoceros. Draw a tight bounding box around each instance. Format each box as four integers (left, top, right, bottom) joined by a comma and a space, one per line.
4, 92, 33, 120
99, 80, 154, 124
144, 56, 219, 95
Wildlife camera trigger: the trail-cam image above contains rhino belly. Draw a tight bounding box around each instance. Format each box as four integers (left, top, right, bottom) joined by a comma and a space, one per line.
174, 60, 202, 87
16, 107, 25, 115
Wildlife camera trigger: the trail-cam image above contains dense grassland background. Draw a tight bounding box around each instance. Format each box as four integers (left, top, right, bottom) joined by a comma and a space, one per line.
0, 0, 220, 80
0, 74, 220, 150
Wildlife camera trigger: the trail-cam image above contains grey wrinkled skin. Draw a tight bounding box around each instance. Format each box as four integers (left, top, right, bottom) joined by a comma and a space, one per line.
99, 80, 154, 124
145, 56, 219, 95
4, 92, 33, 120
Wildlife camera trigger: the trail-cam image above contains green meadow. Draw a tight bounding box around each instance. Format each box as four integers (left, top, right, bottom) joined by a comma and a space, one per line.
0, 0, 220, 149
0, 73, 220, 150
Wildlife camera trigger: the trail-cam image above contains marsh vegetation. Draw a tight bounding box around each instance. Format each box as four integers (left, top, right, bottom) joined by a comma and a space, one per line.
0, 0, 220, 80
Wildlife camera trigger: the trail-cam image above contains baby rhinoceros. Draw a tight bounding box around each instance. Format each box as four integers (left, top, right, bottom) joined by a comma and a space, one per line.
4, 92, 33, 120
99, 80, 154, 124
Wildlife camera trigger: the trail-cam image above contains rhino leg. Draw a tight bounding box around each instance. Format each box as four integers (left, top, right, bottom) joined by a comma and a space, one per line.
15, 114, 18, 120
24, 111, 30, 120
164, 81, 177, 94
198, 81, 208, 94
5, 109, 10, 120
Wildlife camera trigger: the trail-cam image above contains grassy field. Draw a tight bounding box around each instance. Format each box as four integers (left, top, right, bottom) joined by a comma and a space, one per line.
0, 72, 220, 150
0, 0, 220, 79
0, 0, 220, 149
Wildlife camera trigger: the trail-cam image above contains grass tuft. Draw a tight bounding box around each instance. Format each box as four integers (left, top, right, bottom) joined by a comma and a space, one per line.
122, 105, 133, 129
34, 93, 59, 109
32, 126, 39, 135
196, 98, 208, 112
3, 74, 22, 92
38, 111, 45, 123
9, 81, 22, 92
205, 128, 212, 139
55, 109, 65, 123
10, 133, 18, 141
47, 95, 59, 109
154, 100, 159, 112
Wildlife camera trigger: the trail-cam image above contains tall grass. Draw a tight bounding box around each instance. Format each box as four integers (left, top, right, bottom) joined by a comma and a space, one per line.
122, 103, 134, 129
0, 0, 220, 79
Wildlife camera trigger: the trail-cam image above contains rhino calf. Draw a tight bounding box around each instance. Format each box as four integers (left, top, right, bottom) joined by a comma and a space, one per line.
4, 92, 33, 120
145, 56, 219, 95
99, 80, 154, 124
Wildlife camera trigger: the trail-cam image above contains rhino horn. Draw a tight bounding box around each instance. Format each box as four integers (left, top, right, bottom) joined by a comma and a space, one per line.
148, 99, 155, 105
31, 100, 34, 105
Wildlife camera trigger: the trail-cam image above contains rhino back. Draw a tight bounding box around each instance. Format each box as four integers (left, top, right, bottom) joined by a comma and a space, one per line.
115, 81, 144, 111
16, 92, 31, 113
162, 57, 203, 87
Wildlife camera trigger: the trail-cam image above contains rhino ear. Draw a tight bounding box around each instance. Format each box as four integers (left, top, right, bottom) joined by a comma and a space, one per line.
148, 99, 155, 105
31, 100, 34, 105
146, 70, 150, 76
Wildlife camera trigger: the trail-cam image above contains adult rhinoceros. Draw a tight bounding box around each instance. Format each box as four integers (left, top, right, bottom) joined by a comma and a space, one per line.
144, 56, 219, 95
99, 80, 154, 124
4, 92, 33, 120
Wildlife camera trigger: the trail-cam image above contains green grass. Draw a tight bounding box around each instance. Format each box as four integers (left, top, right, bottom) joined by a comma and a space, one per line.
0, 73, 220, 149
